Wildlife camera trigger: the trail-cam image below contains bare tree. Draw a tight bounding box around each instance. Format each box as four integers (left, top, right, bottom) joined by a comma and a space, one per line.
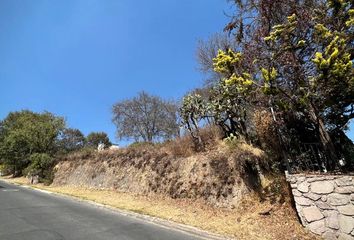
112, 92, 179, 142
196, 33, 236, 86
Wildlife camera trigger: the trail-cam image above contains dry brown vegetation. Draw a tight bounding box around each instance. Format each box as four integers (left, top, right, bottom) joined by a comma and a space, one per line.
4, 126, 319, 239
2, 176, 319, 240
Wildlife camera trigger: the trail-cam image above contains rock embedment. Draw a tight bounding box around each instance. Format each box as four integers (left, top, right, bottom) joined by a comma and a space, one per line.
287, 174, 354, 240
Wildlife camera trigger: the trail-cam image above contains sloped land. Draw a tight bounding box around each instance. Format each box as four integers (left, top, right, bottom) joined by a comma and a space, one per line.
9, 141, 320, 239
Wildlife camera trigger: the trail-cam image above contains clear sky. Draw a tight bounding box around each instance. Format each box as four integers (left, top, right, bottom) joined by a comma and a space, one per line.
0, 0, 353, 145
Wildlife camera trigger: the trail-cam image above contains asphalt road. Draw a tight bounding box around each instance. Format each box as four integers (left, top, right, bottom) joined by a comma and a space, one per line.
0, 180, 207, 240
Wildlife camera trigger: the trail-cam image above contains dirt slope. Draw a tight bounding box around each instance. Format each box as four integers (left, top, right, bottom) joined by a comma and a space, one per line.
53, 144, 264, 208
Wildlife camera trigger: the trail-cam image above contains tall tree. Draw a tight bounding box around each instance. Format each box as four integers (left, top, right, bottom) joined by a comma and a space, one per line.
0, 110, 65, 175
112, 91, 179, 142
222, 0, 354, 166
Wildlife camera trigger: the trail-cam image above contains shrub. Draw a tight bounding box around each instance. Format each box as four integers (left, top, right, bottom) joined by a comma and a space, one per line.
23, 153, 54, 180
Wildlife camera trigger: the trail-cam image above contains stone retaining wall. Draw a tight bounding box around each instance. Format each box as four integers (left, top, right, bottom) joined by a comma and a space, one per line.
287, 173, 354, 239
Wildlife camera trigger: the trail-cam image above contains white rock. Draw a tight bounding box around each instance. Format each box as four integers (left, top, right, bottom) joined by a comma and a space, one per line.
295, 197, 313, 206
312, 181, 335, 194
338, 205, 354, 216
326, 212, 340, 230
336, 186, 354, 194
307, 219, 326, 235
327, 193, 350, 206
304, 192, 321, 201
316, 201, 334, 210
338, 233, 354, 240
297, 176, 306, 183
335, 177, 353, 187
292, 189, 302, 197
303, 206, 324, 223
298, 182, 310, 193
322, 230, 337, 240
339, 215, 354, 234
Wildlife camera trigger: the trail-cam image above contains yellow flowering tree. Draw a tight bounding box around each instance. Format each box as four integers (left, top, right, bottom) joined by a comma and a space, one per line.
260, 0, 354, 166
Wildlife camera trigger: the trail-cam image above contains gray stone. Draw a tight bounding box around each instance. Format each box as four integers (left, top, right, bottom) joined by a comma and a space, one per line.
312, 181, 335, 194
298, 182, 310, 193
291, 183, 297, 188
322, 195, 328, 202
338, 233, 354, 240
296, 176, 306, 183
339, 215, 354, 234
304, 192, 321, 201
288, 176, 297, 184
351, 229, 354, 236
308, 177, 325, 183
295, 196, 313, 206
327, 193, 350, 206
326, 212, 340, 230
322, 230, 337, 240
308, 219, 326, 235
336, 186, 354, 194
316, 201, 334, 210
338, 205, 354, 216
335, 177, 353, 187
292, 189, 302, 197
351, 194, 354, 201
303, 206, 324, 222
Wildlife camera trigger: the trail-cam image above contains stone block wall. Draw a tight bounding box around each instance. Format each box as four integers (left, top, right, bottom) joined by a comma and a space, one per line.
287, 174, 354, 240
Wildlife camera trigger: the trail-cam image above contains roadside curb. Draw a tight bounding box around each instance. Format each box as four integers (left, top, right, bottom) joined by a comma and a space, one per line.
0, 179, 234, 240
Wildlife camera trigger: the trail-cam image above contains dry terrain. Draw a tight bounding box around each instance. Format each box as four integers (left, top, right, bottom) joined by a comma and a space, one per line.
2, 176, 319, 240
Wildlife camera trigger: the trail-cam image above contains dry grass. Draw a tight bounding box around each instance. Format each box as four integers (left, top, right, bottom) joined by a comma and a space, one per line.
164, 125, 223, 157
2, 176, 319, 240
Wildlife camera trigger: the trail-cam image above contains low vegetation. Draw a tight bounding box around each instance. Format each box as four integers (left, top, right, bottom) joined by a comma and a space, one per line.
2, 176, 319, 240
0, 0, 352, 239
0, 110, 112, 183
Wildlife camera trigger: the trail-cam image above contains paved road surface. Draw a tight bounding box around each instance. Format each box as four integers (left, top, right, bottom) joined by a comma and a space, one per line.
0, 180, 206, 240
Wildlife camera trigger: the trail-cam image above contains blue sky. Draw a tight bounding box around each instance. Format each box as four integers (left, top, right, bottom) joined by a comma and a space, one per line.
0, 0, 353, 145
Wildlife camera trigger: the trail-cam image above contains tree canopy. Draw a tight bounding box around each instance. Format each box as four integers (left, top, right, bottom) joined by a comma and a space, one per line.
0, 110, 65, 176
112, 91, 179, 142
182, 0, 354, 171
86, 132, 112, 148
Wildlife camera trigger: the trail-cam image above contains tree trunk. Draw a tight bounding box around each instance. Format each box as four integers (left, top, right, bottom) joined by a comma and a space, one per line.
308, 104, 338, 170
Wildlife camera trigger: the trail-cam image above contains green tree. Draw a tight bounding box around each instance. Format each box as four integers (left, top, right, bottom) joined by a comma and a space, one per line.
0, 110, 65, 176
86, 132, 111, 149
57, 128, 86, 153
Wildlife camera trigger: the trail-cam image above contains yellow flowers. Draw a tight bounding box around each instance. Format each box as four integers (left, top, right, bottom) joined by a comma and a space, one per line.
261, 67, 277, 82
312, 52, 329, 69
312, 34, 352, 77
212, 49, 253, 93
297, 40, 306, 47
346, 9, 354, 26
264, 14, 297, 42
261, 67, 278, 95
213, 49, 242, 74
287, 14, 297, 23
224, 73, 253, 87
314, 24, 333, 39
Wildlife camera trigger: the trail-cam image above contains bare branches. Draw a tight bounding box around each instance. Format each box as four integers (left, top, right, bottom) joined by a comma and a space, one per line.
112, 92, 179, 142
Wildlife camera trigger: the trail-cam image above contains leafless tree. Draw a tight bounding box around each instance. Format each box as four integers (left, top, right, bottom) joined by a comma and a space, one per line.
112, 92, 179, 142
196, 33, 236, 86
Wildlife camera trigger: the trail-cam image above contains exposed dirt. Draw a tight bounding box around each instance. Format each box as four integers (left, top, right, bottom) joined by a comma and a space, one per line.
53, 144, 259, 208
47, 143, 321, 239
2, 176, 319, 240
